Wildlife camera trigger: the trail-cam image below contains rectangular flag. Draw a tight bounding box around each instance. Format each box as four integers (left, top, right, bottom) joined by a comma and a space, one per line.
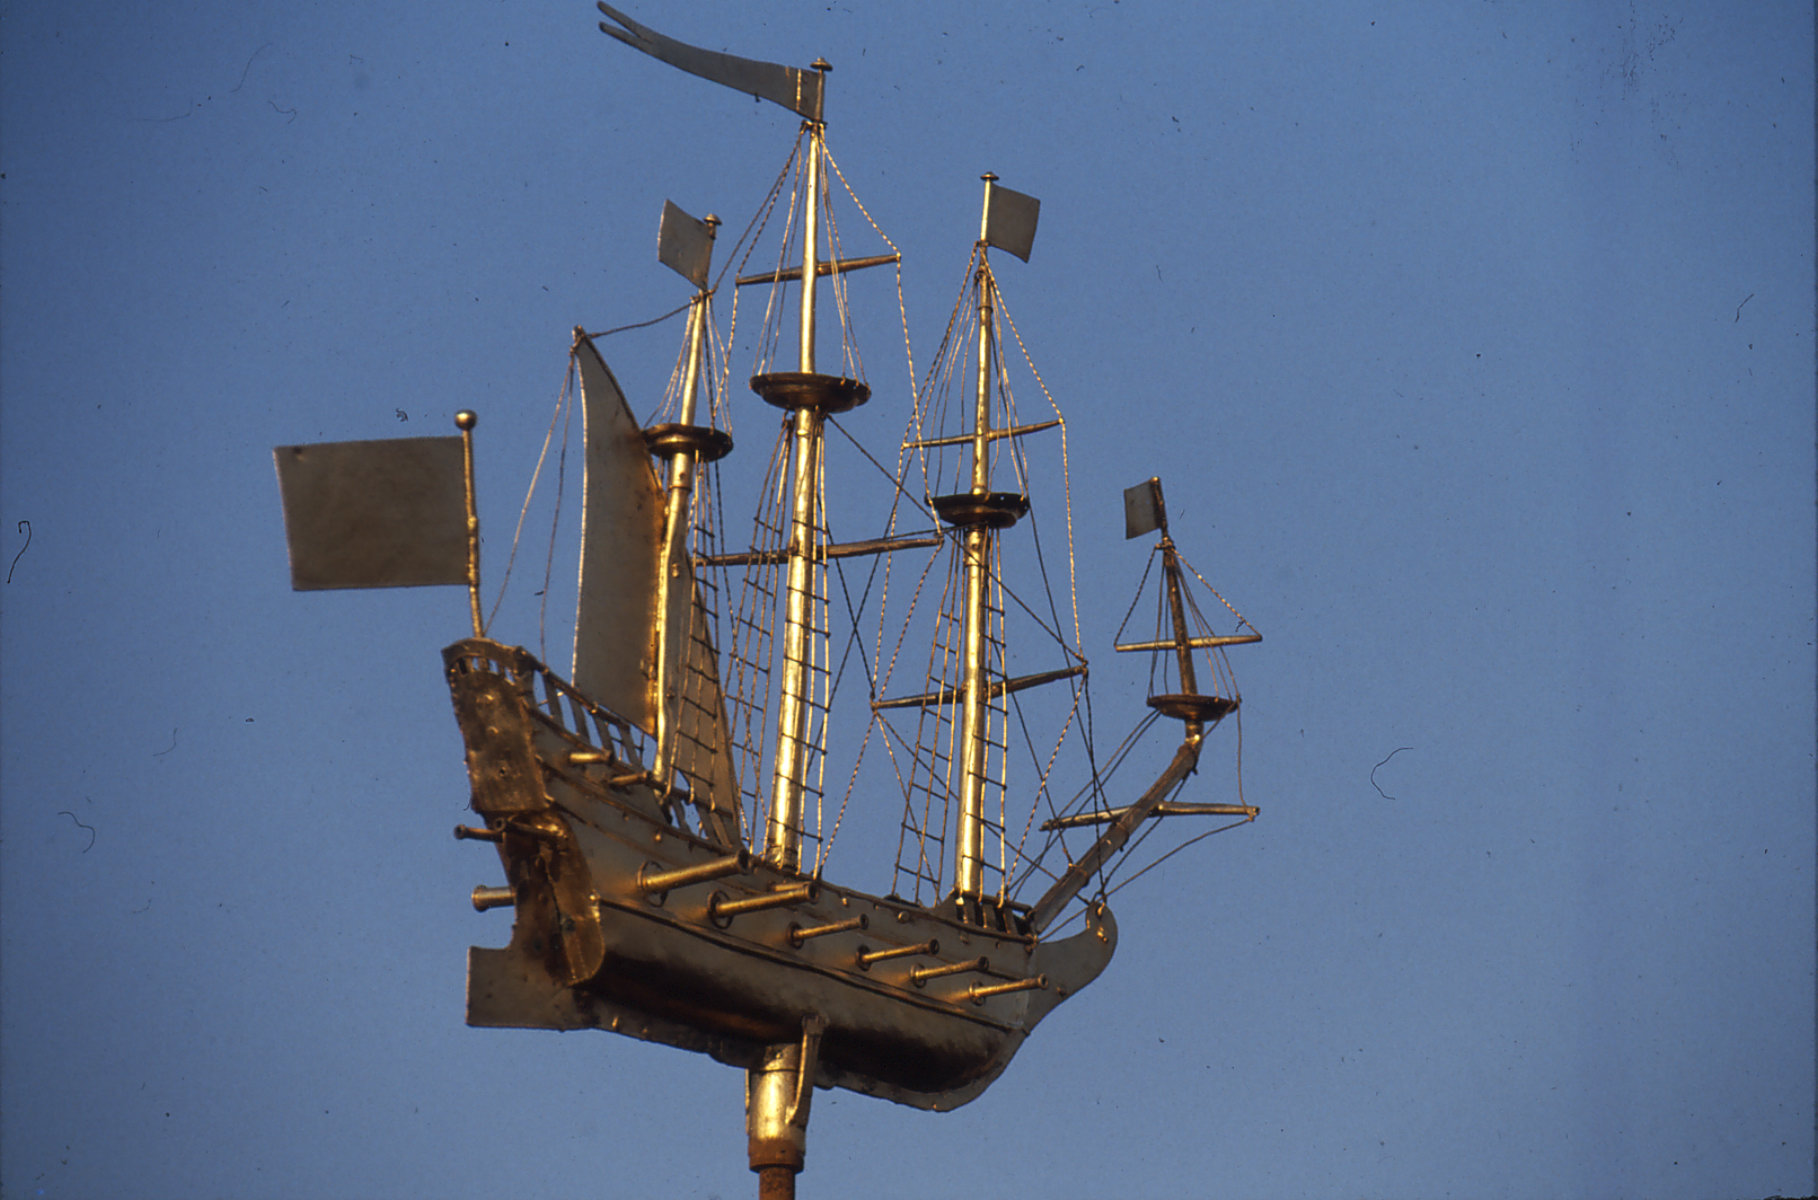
984, 184, 1041, 262
658, 199, 715, 289
274, 436, 469, 590
1124, 477, 1168, 539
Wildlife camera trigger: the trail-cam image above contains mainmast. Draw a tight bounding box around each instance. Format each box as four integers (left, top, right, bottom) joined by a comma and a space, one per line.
766, 103, 830, 874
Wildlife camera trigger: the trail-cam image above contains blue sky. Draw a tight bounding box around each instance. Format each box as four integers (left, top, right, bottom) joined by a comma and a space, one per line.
2, 3, 1812, 1198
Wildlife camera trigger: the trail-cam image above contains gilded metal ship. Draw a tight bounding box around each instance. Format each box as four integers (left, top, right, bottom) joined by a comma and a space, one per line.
275, 6, 1261, 1193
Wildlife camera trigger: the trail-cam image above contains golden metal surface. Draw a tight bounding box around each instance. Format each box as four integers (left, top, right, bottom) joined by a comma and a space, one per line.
968, 975, 1047, 1002
458, 412, 482, 636
711, 882, 819, 923
637, 849, 752, 896
1041, 801, 1260, 831
470, 885, 515, 912
789, 914, 866, 945
735, 251, 900, 287
855, 940, 939, 968
597, 3, 826, 122
276, 13, 1269, 1200
1114, 633, 1263, 653
910, 957, 989, 987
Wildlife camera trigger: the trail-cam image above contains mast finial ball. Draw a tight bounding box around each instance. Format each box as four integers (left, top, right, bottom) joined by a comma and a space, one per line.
455, 410, 477, 431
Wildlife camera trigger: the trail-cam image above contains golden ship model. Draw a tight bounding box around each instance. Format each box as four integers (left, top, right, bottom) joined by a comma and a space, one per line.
275, 7, 1261, 1195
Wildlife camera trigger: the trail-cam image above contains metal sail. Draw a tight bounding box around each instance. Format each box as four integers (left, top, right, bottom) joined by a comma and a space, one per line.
572, 333, 740, 828
573, 335, 663, 731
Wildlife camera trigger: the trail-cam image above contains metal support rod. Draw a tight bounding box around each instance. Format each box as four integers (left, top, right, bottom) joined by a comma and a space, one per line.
636, 848, 752, 895
789, 914, 866, 945
471, 885, 514, 912
710, 882, 819, 920
910, 956, 989, 987
856, 939, 939, 968
455, 410, 482, 637
968, 974, 1048, 1002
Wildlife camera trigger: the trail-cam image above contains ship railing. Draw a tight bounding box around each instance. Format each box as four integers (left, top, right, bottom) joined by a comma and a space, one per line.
445, 638, 643, 767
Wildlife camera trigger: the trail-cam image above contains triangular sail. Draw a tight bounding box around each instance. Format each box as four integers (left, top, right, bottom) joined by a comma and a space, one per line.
665, 540, 744, 844
574, 336, 663, 732
573, 334, 741, 834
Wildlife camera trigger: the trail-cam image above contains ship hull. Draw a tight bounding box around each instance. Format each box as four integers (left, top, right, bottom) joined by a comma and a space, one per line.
447, 638, 1116, 1110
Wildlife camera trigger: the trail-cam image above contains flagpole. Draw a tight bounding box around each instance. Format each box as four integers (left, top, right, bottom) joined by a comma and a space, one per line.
455, 410, 481, 637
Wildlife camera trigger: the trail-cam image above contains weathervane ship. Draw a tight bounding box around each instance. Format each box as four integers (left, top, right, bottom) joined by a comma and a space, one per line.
275, 7, 1261, 1196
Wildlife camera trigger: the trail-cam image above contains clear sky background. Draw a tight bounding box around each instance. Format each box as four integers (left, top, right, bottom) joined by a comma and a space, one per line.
3, 3, 1813, 1198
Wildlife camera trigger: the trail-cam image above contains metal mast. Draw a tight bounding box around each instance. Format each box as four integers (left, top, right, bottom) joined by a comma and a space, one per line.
953, 176, 1001, 904
766, 106, 829, 874
927, 175, 1036, 917
652, 215, 717, 792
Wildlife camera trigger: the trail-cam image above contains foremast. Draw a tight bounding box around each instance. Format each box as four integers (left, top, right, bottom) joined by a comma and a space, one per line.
1026, 478, 1261, 932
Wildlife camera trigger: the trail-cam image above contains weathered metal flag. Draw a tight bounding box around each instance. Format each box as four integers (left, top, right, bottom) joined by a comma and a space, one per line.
983, 183, 1040, 262
1124, 476, 1168, 539
274, 436, 468, 590
658, 200, 716, 289
597, 2, 825, 122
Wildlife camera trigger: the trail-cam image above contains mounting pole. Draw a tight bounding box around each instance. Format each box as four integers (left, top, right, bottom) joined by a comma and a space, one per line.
746, 1015, 825, 1200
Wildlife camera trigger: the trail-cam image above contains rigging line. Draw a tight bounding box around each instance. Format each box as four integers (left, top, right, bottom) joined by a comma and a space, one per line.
869, 536, 944, 692
711, 137, 800, 295
903, 248, 982, 480
746, 141, 804, 374
821, 149, 917, 403
1098, 788, 1171, 893
1016, 433, 1078, 664
536, 379, 577, 662
582, 299, 693, 342
1008, 706, 1159, 895
993, 565, 1087, 665
1176, 546, 1259, 632
1000, 675, 1087, 887
819, 177, 865, 384
1104, 816, 1255, 901
1032, 709, 1156, 858
486, 355, 576, 631
727, 421, 794, 830
875, 708, 937, 889
826, 416, 937, 523
824, 701, 880, 872
1111, 545, 1161, 644
1018, 706, 1159, 878
994, 295, 1087, 649
718, 143, 793, 394
805, 442, 836, 854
